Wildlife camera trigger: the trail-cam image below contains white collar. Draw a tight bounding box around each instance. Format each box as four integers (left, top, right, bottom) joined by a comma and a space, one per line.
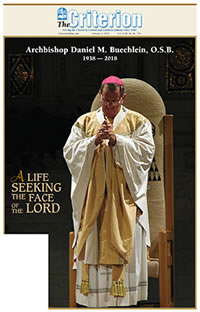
96, 105, 128, 130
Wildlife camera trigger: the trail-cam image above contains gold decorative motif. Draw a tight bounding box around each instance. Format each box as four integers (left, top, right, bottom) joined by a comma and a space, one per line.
13, 64, 29, 88
166, 43, 194, 93
80, 280, 89, 295
148, 157, 161, 181
9, 54, 33, 97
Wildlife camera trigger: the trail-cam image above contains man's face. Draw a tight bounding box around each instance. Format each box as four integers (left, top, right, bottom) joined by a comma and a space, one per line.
101, 85, 123, 118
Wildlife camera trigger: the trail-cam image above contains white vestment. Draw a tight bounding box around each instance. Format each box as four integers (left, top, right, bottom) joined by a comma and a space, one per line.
63, 105, 155, 307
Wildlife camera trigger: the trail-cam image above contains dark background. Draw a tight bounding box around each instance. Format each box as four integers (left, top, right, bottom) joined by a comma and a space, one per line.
5, 37, 195, 307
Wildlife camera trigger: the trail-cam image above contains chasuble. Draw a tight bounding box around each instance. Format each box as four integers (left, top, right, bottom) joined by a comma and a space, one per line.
63, 105, 155, 307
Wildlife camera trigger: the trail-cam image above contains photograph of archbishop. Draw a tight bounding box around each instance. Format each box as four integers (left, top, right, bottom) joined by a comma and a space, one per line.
4, 37, 195, 308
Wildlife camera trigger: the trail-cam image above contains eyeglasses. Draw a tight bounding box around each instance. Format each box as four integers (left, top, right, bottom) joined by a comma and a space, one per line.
101, 96, 122, 106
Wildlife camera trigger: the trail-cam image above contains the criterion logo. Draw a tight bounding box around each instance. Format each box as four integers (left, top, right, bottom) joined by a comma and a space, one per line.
57, 7, 67, 21
57, 7, 70, 28
57, 8, 142, 30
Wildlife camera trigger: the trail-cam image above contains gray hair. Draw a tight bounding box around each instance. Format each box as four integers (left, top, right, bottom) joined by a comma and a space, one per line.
99, 83, 126, 97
